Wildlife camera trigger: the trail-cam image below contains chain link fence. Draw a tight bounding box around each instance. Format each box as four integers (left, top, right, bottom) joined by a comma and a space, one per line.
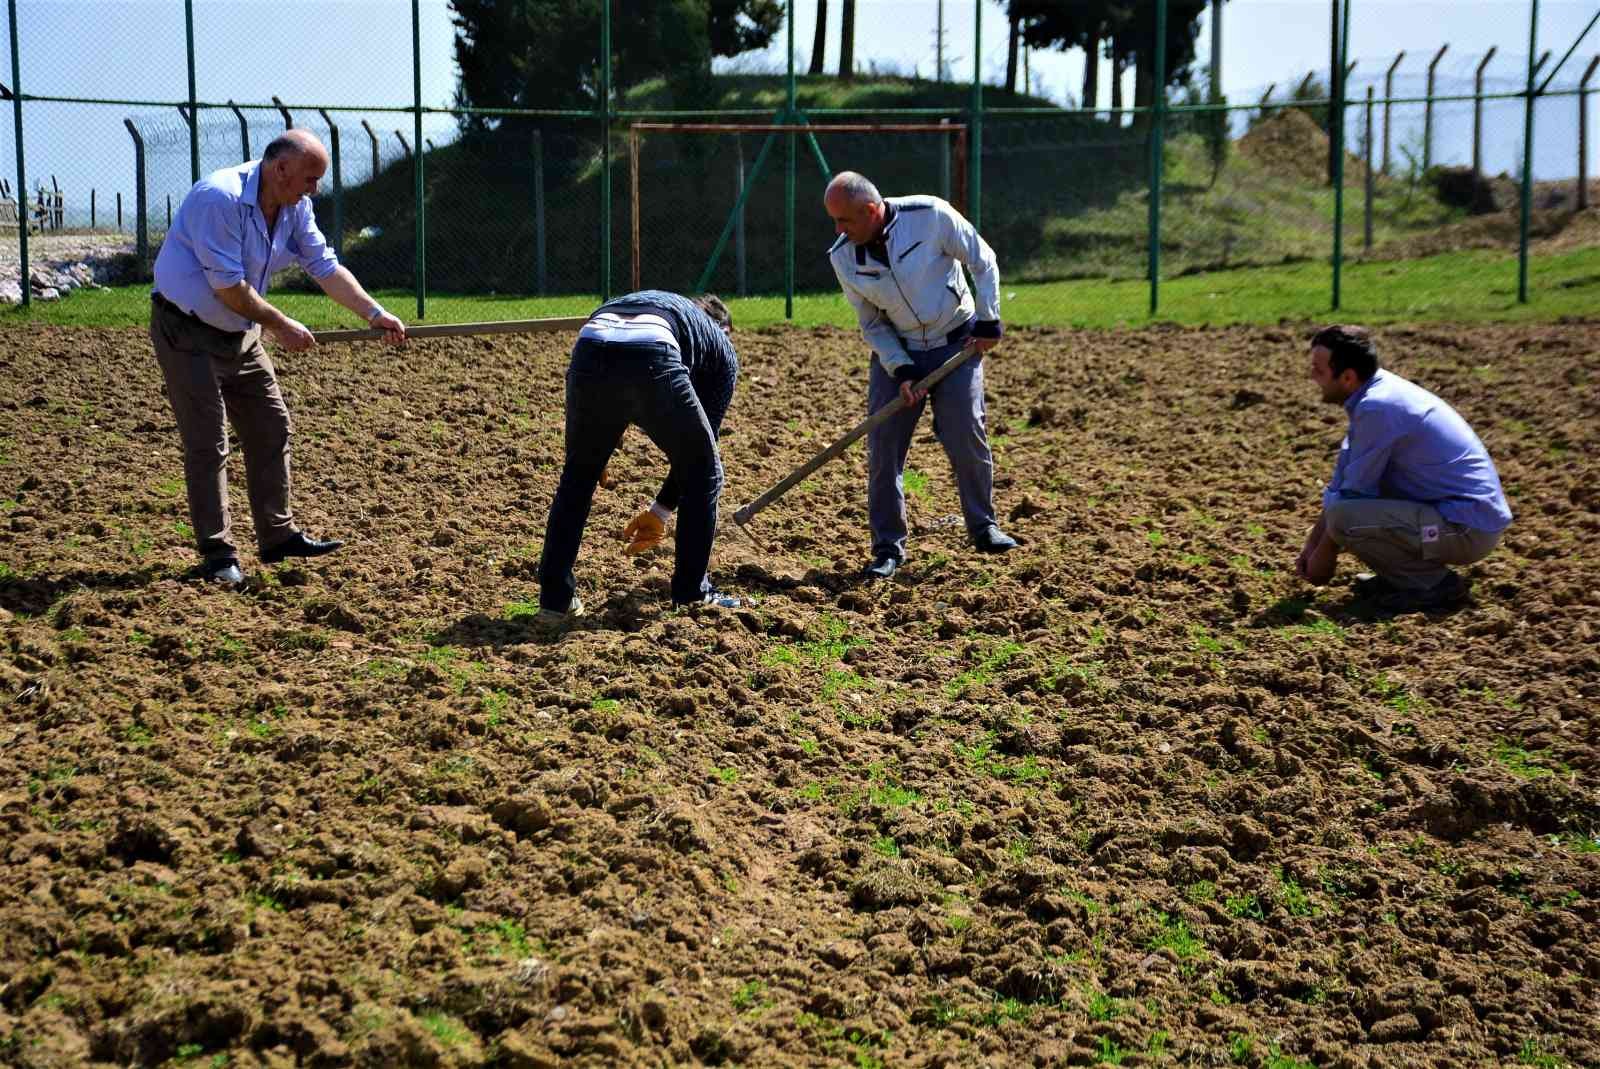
2, 1, 1596, 320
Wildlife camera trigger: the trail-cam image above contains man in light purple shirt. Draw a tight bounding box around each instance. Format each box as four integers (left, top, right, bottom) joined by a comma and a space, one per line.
1295, 325, 1512, 612
151, 129, 406, 585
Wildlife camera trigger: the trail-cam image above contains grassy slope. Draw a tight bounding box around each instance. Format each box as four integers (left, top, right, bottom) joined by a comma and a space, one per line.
306, 72, 1486, 294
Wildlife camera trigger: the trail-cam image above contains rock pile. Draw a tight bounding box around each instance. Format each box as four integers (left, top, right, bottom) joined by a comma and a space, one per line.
0, 235, 146, 305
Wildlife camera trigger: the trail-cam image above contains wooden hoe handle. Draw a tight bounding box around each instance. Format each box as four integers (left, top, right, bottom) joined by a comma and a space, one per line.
315, 315, 589, 344
733, 343, 980, 527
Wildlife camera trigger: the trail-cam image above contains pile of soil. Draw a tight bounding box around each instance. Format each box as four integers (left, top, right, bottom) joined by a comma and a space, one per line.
1238, 108, 1367, 184
0, 321, 1595, 1068
1368, 205, 1597, 261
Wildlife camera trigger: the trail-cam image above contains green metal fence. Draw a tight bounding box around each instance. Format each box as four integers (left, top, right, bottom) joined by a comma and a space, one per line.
2, 0, 1597, 322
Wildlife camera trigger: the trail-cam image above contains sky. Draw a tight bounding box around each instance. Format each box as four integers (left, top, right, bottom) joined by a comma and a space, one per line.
1, 0, 1596, 229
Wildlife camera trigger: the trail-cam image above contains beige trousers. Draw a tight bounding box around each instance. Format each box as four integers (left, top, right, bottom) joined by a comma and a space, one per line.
150, 298, 295, 563
1325, 497, 1503, 590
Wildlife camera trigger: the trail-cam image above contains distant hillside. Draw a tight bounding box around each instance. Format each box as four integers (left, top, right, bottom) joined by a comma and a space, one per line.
314, 77, 1526, 295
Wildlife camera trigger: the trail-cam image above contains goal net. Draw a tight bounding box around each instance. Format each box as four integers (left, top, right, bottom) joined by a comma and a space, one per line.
627, 121, 968, 297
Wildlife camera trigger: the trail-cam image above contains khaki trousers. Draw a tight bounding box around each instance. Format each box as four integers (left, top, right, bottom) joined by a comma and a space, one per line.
149, 298, 295, 563
1325, 497, 1503, 590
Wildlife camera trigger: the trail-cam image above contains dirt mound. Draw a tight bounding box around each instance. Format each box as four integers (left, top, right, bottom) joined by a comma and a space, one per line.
0, 321, 1596, 1068
1238, 107, 1366, 184
1369, 207, 1589, 260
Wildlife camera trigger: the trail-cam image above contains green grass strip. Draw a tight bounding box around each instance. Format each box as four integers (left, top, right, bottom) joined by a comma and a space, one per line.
6, 245, 1596, 332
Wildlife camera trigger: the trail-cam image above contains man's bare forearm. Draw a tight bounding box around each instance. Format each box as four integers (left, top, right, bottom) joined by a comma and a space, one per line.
316, 265, 384, 321
213, 281, 292, 332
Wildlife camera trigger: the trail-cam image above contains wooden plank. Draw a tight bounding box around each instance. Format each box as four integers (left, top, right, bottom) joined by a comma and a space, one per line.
315, 315, 589, 345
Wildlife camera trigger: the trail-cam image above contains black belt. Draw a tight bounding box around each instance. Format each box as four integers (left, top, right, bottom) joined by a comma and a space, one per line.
152, 292, 244, 337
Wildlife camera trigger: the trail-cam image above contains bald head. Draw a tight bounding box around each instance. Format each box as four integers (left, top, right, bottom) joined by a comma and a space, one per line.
825, 171, 881, 209
823, 171, 887, 246
263, 128, 329, 168
260, 129, 329, 211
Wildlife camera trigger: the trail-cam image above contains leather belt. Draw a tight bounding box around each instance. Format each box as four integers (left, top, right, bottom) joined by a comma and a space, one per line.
152, 292, 243, 337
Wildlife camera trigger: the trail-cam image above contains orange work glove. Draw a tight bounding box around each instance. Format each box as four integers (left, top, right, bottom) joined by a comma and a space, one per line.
622, 510, 666, 555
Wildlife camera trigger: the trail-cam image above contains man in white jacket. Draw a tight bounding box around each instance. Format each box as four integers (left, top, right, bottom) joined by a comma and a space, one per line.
824, 171, 1017, 579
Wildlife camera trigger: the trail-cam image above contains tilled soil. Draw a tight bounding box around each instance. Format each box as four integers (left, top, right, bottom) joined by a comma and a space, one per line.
0, 320, 1596, 1069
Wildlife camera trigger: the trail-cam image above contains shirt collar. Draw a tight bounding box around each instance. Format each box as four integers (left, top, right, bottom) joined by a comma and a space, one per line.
242, 159, 265, 213
861, 203, 897, 266
876, 201, 897, 240
1343, 369, 1383, 415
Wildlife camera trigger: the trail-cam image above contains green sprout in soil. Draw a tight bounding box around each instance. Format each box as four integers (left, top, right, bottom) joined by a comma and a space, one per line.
1277, 869, 1315, 917
1492, 740, 1568, 780
419, 1011, 471, 1048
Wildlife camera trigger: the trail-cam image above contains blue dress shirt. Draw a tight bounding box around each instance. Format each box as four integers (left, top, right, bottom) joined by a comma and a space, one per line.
152, 160, 339, 332
1323, 369, 1512, 533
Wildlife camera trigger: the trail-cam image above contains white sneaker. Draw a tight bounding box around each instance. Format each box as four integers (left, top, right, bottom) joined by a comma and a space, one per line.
533, 596, 585, 629
700, 590, 755, 609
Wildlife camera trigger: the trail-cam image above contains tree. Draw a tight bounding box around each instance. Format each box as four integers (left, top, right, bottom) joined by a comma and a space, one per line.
808, 0, 827, 76
1008, 2, 1112, 113
709, 0, 783, 57
839, 0, 856, 80
1118, 0, 1209, 124
1011, 0, 1209, 124
1005, 12, 1021, 94
448, 0, 780, 126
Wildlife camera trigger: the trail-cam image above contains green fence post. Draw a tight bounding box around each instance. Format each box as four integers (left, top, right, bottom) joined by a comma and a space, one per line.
1383, 52, 1405, 175
412, 0, 425, 319
1424, 44, 1449, 171
317, 108, 344, 257
970, 0, 982, 229
1148, 0, 1167, 315
1519, 0, 1538, 304
229, 100, 250, 161
1364, 85, 1375, 251
1473, 49, 1498, 181
940, 117, 951, 202
533, 130, 546, 295
360, 120, 379, 180
1581, 57, 1599, 212
123, 119, 148, 261
1332, 0, 1352, 310
601, 0, 612, 301
185, 0, 199, 183
785, 0, 796, 318
7, 0, 27, 307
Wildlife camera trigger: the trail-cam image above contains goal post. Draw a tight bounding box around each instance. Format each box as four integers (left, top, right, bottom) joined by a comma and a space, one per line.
628, 121, 968, 295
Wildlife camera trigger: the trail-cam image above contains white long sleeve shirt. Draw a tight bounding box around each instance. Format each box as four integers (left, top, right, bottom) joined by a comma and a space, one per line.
827, 195, 1001, 377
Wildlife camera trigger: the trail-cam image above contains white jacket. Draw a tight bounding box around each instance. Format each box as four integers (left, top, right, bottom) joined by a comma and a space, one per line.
827, 194, 1001, 377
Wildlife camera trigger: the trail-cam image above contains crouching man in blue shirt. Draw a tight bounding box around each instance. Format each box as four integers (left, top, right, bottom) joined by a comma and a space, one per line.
150, 129, 407, 586
1296, 325, 1512, 612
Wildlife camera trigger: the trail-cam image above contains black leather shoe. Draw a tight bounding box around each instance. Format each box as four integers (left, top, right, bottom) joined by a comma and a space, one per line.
1352, 572, 1398, 599
972, 525, 1019, 553
197, 558, 244, 586
1377, 571, 1468, 614
863, 553, 901, 579
261, 531, 344, 564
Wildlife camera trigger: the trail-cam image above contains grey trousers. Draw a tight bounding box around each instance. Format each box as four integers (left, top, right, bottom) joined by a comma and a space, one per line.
150, 299, 295, 564
1325, 497, 1503, 590
866, 337, 996, 560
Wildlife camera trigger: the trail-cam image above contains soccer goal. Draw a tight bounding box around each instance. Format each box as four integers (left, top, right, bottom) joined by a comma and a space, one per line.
628, 120, 968, 296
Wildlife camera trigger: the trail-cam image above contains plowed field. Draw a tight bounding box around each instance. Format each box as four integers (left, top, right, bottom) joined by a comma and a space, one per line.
0, 320, 1596, 1069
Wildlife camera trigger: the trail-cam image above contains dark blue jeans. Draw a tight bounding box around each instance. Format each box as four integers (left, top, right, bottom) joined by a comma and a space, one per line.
539, 337, 721, 609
